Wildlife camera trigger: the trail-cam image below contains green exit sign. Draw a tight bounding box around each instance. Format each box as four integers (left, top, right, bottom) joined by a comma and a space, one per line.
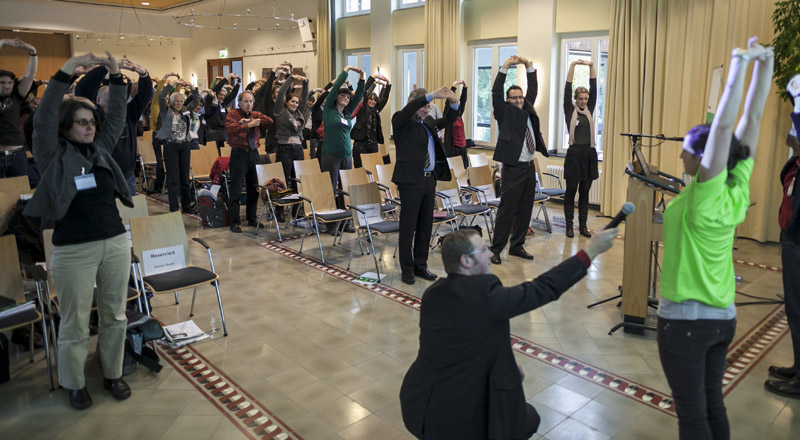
219, 49, 228, 58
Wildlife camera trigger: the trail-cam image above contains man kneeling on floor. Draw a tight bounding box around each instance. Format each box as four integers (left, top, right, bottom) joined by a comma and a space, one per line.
399, 227, 617, 439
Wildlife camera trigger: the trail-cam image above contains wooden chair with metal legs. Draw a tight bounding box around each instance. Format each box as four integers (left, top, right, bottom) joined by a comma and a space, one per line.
130, 212, 228, 336
447, 157, 469, 188
254, 163, 303, 241
0, 175, 32, 201
375, 163, 400, 204
0, 235, 55, 390
297, 172, 352, 264
436, 178, 494, 241
531, 159, 554, 233
345, 182, 400, 280
341, 168, 397, 218
360, 152, 384, 182
468, 153, 489, 168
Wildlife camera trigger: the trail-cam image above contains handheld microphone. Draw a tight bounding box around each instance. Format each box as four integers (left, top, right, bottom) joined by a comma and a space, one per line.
605, 202, 635, 229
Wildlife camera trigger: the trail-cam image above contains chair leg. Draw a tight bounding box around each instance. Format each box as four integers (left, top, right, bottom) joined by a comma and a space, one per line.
28, 323, 34, 363
35, 280, 55, 390
272, 205, 283, 242
430, 224, 441, 248
483, 214, 493, 242
299, 220, 309, 254
315, 220, 326, 264
347, 230, 360, 270
212, 280, 228, 337
173, 291, 179, 304
189, 287, 197, 317
542, 202, 551, 233
367, 233, 381, 282
135, 261, 152, 316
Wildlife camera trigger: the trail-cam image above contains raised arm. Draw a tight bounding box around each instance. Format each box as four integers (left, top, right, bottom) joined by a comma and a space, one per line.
492, 57, 516, 122
120, 59, 153, 120
297, 76, 309, 115
1, 39, 38, 96
74, 65, 107, 102
274, 78, 292, 116
699, 39, 771, 182
377, 78, 392, 112
92, 52, 126, 151
588, 63, 597, 113
345, 70, 366, 115
734, 40, 774, 160
325, 71, 349, 111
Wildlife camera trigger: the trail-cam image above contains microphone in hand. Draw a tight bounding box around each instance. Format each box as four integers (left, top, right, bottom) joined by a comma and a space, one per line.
605, 202, 635, 230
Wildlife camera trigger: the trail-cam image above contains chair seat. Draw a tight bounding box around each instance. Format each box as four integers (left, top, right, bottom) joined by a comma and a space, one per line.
454, 204, 491, 215
0, 308, 41, 332
381, 203, 396, 213
488, 199, 500, 208
542, 188, 566, 197
314, 211, 352, 222
433, 213, 457, 223
143, 267, 217, 293
273, 196, 303, 206
360, 221, 400, 234
534, 194, 550, 202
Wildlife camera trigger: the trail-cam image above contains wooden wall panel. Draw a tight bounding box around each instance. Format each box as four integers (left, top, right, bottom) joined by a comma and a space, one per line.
0, 31, 71, 86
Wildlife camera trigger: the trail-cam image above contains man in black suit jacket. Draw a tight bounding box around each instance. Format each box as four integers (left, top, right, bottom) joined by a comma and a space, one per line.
392, 86, 458, 285
490, 56, 549, 265
399, 227, 618, 439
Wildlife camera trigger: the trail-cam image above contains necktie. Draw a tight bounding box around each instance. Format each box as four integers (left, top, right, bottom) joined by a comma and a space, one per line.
247, 127, 256, 150
525, 126, 535, 154
425, 152, 430, 170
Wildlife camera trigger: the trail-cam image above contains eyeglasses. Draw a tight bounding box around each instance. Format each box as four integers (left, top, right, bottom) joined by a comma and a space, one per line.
466, 245, 489, 256
73, 119, 97, 127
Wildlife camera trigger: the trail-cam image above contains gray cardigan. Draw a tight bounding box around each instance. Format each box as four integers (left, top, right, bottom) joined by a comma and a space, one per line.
153, 84, 195, 141
273, 79, 310, 145
25, 70, 132, 221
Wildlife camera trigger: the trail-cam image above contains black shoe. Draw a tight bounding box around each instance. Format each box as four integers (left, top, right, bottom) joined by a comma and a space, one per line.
230, 225, 242, 233
413, 268, 438, 281
490, 253, 502, 265
509, 248, 534, 260
566, 227, 574, 238
765, 378, 800, 398
247, 220, 266, 229
68, 387, 93, 410
579, 226, 592, 238
401, 273, 416, 285
769, 365, 797, 381
182, 202, 197, 214
103, 377, 132, 401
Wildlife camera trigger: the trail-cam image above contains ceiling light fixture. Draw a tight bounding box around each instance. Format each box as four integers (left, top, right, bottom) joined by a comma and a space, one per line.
171, 8, 299, 31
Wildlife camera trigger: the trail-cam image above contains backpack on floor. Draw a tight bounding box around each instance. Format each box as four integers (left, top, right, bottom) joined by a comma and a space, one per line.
198, 188, 229, 228
122, 311, 164, 376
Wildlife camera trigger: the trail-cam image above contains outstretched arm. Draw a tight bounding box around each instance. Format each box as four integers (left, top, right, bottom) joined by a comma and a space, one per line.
734, 39, 774, 160
1, 39, 38, 96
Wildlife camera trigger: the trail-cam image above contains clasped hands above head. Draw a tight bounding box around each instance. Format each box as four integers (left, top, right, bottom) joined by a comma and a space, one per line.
732, 36, 774, 61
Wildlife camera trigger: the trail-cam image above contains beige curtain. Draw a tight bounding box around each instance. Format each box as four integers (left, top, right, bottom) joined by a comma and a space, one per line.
424, 0, 460, 90
316, 0, 331, 83
603, 0, 789, 242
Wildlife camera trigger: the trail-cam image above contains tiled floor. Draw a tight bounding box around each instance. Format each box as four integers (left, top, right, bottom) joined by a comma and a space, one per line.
1, 196, 798, 440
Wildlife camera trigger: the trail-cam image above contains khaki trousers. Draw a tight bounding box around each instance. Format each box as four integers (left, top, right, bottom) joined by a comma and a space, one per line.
51, 233, 130, 390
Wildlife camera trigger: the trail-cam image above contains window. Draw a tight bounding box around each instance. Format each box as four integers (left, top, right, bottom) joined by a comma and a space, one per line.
469, 42, 519, 145
345, 0, 370, 15
399, 0, 425, 8
345, 51, 371, 86
397, 47, 425, 108
557, 35, 609, 159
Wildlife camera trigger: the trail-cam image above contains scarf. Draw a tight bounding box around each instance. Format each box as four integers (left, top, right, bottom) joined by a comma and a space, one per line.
568, 105, 595, 148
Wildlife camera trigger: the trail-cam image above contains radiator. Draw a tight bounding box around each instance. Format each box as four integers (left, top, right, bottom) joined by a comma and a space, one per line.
544, 165, 603, 205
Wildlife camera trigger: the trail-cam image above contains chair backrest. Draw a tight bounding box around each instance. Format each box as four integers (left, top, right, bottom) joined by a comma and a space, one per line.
268, 152, 276, 163
116, 194, 149, 227
389, 148, 397, 164
348, 182, 384, 228
303, 149, 311, 160
436, 178, 461, 209
130, 212, 192, 276
256, 162, 287, 187
468, 153, 489, 167
360, 152, 383, 180
0, 234, 23, 303
0, 176, 31, 201
467, 165, 497, 200
0, 191, 16, 233
219, 146, 232, 157
447, 157, 468, 187
378, 144, 388, 158
533, 157, 545, 192
299, 171, 338, 214
137, 138, 157, 164
375, 163, 398, 199
339, 167, 371, 205
294, 159, 321, 179
142, 131, 153, 141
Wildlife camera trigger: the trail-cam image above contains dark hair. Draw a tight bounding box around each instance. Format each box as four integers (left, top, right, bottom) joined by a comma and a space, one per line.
441, 229, 480, 274
366, 92, 379, 102
285, 92, 300, 106
338, 86, 353, 97
506, 85, 523, 99
0, 70, 16, 80
684, 123, 750, 172
58, 99, 101, 139
408, 87, 428, 102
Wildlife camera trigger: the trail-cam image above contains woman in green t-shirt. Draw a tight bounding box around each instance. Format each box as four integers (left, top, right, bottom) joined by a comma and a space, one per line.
657, 37, 773, 439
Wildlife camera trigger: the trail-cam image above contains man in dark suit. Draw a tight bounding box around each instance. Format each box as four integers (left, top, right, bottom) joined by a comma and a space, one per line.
392, 86, 458, 285
490, 55, 549, 265
399, 227, 618, 439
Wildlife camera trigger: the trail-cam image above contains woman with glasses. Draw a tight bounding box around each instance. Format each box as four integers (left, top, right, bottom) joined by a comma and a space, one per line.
24, 52, 134, 410
562, 59, 599, 238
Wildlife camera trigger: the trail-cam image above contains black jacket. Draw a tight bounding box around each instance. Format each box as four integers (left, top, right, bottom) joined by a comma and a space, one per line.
351, 76, 391, 144
400, 255, 588, 439
491, 69, 548, 165
391, 96, 455, 184
443, 85, 468, 157
780, 156, 800, 244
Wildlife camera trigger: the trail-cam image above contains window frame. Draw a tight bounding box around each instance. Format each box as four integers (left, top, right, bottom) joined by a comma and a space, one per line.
467, 39, 519, 148
555, 33, 609, 159
343, 49, 371, 87
397, 0, 425, 10
343, 0, 370, 17
396, 45, 425, 110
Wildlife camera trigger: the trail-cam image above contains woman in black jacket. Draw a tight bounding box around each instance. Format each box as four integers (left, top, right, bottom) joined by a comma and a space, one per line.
350, 75, 391, 168
443, 80, 469, 168
204, 73, 240, 156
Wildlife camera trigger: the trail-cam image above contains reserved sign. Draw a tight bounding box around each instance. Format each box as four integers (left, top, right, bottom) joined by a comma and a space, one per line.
142, 244, 186, 276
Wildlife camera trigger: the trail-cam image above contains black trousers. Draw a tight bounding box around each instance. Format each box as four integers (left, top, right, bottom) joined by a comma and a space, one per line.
658, 317, 736, 440
0, 149, 28, 179
276, 143, 304, 190
490, 162, 536, 255
781, 231, 800, 376
564, 179, 592, 227
152, 137, 165, 190
397, 175, 437, 276
164, 141, 191, 212
352, 140, 379, 169
228, 148, 261, 226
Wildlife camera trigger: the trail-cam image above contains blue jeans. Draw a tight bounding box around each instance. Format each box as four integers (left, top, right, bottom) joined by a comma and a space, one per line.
658, 317, 736, 440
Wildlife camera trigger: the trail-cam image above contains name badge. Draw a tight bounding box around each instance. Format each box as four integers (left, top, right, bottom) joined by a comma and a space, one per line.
340, 117, 349, 127
74, 167, 97, 191
575, 119, 580, 126
220, 108, 226, 114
